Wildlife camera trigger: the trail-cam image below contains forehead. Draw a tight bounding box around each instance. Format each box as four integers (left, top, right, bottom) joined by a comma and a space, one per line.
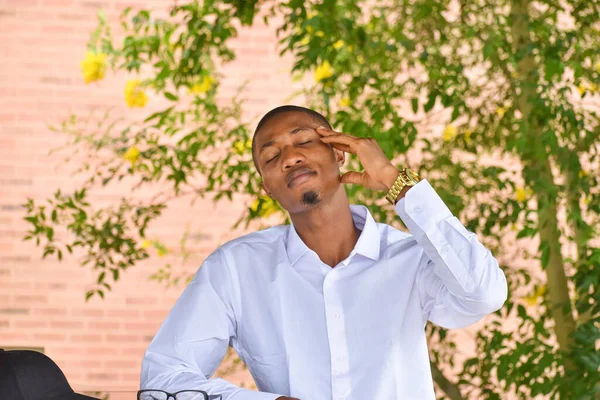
255, 111, 318, 145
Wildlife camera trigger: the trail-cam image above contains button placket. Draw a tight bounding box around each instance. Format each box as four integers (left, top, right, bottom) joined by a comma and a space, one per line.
323, 272, 351, 399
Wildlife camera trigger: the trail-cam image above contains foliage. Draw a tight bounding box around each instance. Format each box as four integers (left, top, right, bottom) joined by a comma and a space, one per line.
22, 0, 600, 398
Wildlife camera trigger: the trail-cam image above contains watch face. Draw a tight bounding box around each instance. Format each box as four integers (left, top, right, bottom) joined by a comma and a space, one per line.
406, 168, 420, 183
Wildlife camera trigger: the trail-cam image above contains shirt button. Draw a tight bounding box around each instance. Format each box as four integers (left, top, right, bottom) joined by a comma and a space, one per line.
413, 207, 422, 213
332, 313, 339, 319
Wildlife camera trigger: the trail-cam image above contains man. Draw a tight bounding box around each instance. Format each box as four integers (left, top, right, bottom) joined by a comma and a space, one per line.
141, 105, 508, 400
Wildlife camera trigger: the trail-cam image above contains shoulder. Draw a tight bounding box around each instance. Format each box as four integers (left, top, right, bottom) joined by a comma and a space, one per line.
211, 225, 288, 266
219, 225, 288, 253
197, 225, 288, 277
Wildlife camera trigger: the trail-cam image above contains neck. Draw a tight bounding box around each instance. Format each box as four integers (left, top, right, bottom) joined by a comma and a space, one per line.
289, 187, 360, 268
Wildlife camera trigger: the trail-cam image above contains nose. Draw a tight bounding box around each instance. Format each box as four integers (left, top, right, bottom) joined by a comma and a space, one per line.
281, 145, 306, 170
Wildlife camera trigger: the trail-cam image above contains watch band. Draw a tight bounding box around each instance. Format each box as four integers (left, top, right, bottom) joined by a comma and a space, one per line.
385, 168, 420, 205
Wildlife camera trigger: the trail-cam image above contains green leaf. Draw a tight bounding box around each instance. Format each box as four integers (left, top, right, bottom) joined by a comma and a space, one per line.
164, 92, 179, 101
411, 97, 418, 114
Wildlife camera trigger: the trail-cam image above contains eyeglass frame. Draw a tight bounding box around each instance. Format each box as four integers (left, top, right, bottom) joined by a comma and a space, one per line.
137, 389, 221, 400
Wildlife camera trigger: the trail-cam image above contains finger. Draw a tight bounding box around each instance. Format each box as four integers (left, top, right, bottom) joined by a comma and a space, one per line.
320, 134, 360, 147
320, 137, 356, 154
315, 126, 338, 136
315, 126, 359, 139
340, 171, 366, 185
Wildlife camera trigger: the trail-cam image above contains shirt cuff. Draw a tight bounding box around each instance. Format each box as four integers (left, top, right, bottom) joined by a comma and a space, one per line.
395, 179, 452, 235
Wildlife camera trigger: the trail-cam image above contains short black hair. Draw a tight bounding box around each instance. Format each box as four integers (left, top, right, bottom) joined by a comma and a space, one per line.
251, 105, 332, 173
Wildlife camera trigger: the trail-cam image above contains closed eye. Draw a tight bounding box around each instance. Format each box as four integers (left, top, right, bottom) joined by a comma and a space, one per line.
299, 140, 312, 145
266, 154, 279, 164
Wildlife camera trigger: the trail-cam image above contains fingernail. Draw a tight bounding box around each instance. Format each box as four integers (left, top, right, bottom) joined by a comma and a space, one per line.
316, 126, 326, 130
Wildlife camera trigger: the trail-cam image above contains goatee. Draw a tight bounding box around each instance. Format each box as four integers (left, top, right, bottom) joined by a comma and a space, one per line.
301, 190, 321, 206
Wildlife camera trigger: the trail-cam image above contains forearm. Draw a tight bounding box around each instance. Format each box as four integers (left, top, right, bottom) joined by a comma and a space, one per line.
396, 179, 507, 327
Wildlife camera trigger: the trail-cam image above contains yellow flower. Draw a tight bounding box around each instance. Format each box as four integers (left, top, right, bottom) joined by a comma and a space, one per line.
589, 83, 598, 93
300, 37, 310, 46
577, 83, 587, 96
510, 223, 518, 232
314, 61, 333, 82
347, 45, 354, 52
250, 196, 279, 218
496, 107, 506, 118
123, 146, 140, 165
316, 31, 325, 37
515, 186, 533, 202
333, 40, 345, 49
80, 51, 107, 84
339, 97, 351, 108
522, 285, 546, 307
357, 55, 365, 64
511, 71, 520, 79
579, 169, 588, 178
595, 62, 600, 73
190, 76, 215, 95
124, 79, 148, 108
464, 129, 473, 144
442, 124, 457, 142
233, 138, 252, 155
141, 239, 152, 249
583, 196, 590, 205
156, 247, 168, 257
306, 26, 314, 34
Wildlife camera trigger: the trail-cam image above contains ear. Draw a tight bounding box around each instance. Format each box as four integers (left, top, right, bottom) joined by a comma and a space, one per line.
260, 180, 273, 198
334, 148, 345, 167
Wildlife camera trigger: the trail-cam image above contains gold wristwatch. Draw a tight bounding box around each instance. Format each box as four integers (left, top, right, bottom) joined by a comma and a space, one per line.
385, 168, 421, 205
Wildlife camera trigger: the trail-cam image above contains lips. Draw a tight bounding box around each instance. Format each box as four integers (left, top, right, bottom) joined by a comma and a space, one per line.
286, 167, 316, 188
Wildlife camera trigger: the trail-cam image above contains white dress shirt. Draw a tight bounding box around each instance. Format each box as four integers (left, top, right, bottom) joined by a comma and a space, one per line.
141, 180, 507, 400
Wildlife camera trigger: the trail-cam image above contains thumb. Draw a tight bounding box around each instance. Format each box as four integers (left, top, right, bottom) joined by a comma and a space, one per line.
340, 171, 366, 186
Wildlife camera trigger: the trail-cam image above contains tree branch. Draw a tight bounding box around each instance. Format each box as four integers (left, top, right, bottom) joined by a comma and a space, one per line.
510, 0, 577, 368
430, 361, 465, 400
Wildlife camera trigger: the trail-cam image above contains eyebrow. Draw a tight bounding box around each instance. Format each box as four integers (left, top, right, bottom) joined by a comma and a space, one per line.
258, 127, 310, 154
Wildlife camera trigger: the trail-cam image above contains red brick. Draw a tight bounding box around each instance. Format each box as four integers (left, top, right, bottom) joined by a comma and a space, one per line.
86, 372, 119, 381
122, 373, 142, 382
32, 333, 67, 341
104, 359, 138, 369
32, 308, 68, 317
84, 346, 115, 356
13, 319, 49, 329
50, 320, 85, 330
87, 321, 120, 330
71, 334, 102, 343
52, 346, 86, 356
70, 308, 105, 318
107, 309, 140, 318
123, 321, 160, 331
106, 334, 138, 343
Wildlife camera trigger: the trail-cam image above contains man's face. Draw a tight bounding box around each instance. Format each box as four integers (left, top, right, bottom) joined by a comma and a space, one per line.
253, 111, 345, 214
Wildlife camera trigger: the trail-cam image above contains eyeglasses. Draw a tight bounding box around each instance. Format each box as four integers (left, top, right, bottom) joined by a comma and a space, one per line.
137, 390, 222, 400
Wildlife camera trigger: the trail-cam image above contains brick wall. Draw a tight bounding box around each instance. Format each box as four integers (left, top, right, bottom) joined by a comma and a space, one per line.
0, 0, 297, 392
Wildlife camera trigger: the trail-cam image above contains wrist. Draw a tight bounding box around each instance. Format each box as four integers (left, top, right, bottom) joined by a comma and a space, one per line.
383, 165, 400, 191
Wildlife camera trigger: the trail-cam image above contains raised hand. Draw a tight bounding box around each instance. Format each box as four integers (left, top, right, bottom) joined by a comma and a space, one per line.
316, 126, 399, 191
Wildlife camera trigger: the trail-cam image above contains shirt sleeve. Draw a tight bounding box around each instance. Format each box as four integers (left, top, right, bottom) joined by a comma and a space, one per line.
140, 249, 283, 400
395, 179, 508, 329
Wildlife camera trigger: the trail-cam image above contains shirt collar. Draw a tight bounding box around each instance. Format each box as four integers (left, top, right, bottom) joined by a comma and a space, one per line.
285, 205, 381, 266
